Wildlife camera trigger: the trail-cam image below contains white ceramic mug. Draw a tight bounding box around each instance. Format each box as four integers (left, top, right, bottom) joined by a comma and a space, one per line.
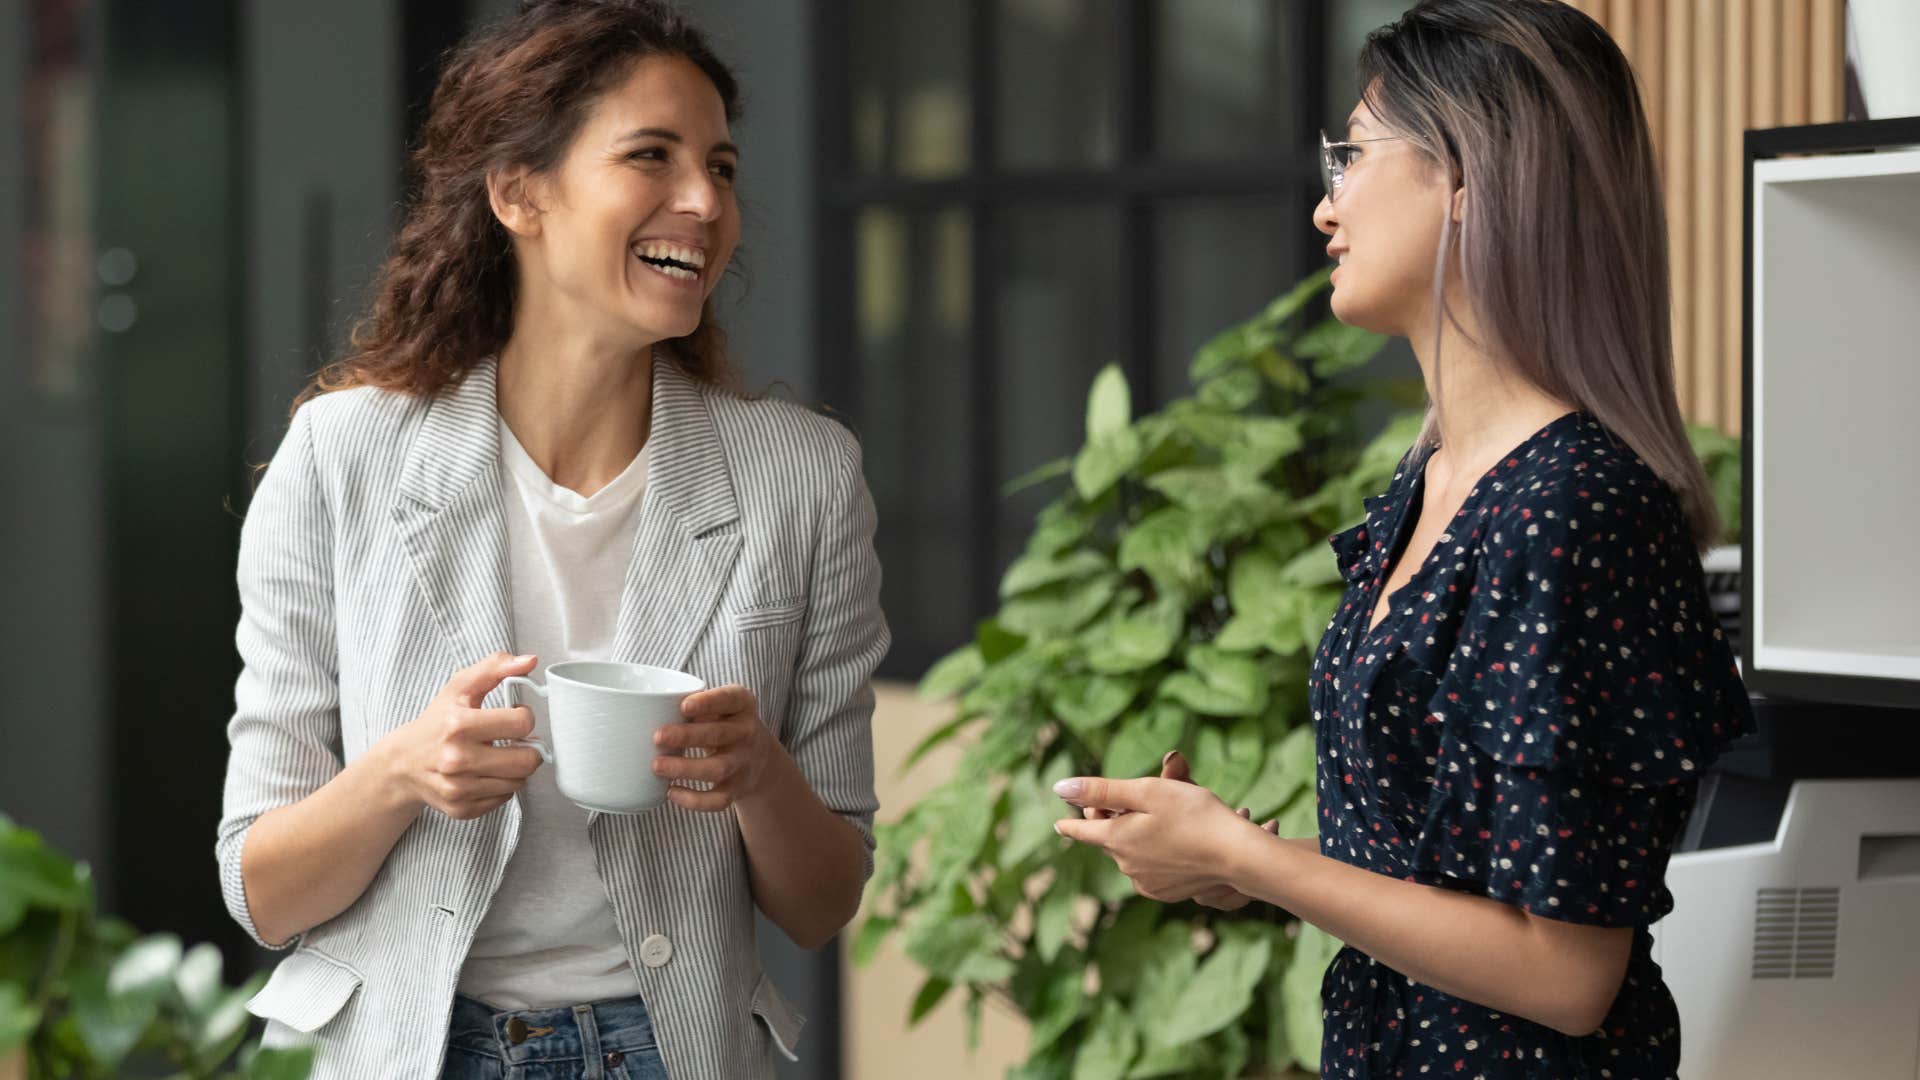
499, 660, 705, 814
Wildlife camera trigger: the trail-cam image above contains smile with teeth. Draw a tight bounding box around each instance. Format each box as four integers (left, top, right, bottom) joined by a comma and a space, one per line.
633, 239, 706, 282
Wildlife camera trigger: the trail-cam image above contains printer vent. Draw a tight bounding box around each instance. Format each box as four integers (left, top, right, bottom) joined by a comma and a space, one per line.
1751, 887, 1839, 979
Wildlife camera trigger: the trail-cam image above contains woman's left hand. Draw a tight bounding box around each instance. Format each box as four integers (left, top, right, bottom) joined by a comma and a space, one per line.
652, 685, 775, 811
1052, 776, 1259, 903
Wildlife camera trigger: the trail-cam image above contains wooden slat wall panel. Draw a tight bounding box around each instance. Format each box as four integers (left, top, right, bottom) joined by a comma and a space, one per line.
1578, 0, 1844, 434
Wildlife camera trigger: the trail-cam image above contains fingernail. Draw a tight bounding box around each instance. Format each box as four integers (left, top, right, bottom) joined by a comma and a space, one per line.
1052, 778, 1083, 800
514, 654, 534, 664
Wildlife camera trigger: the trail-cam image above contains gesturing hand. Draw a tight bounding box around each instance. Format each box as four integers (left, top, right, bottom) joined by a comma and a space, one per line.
1052, 772, 1264, 904
1072, 750, 1277, 910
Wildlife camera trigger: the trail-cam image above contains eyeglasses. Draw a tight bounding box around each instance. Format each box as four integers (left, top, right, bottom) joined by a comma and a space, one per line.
1320, 129, 1400, 202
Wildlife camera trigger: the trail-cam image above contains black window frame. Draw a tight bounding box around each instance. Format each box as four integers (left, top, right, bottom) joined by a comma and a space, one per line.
813, 0, 1344, 679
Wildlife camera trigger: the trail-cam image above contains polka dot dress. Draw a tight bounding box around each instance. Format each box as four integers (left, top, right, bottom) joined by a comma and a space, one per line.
1307, 412, 1755, 1079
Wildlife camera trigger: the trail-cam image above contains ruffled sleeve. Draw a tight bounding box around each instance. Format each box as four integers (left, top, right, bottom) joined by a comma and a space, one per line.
1412, 479, 1754, 925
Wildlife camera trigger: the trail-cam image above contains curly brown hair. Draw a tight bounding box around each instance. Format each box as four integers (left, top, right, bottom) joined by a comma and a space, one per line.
292, 0, 741, 414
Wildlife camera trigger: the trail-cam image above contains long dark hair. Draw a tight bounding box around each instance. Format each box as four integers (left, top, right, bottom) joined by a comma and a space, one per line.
294, 0, 741, 413
1358, 0, 1720, 546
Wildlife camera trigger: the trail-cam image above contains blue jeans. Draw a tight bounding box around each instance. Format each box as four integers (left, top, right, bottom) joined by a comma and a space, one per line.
441, 993, 669, 1080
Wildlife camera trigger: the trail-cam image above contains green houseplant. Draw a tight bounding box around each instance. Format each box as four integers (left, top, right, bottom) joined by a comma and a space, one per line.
856, 268, 1426, 1079
0, 814, 312, 1080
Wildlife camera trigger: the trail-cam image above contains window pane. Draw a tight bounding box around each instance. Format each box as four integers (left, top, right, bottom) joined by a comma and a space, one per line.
1325, 0, 1418, 133
852, 206, 978, 676
995, 0, 1117, 168
992, 203, 1124, 577
1152, 0, 1293, 159
850, 0, 971, 178
1152, 196, 1302, 407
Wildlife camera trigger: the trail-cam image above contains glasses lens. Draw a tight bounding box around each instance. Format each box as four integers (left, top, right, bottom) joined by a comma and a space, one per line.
1319, 132, 1336, 200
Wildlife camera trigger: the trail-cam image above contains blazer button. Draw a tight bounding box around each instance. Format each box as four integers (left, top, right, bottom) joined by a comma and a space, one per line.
638, 933, 673, 968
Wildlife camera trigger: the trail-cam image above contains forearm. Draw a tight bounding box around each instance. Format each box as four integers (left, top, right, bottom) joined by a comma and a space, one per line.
735, 741, 867, 950
240, 745, 421, 946
1227, 830, 1620, 1036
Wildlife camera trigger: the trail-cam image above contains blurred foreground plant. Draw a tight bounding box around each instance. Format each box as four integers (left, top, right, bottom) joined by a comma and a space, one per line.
0, 814, 311, 1080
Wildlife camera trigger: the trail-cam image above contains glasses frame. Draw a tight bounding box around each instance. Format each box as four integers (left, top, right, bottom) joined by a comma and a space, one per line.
1320, 129, 1401, 202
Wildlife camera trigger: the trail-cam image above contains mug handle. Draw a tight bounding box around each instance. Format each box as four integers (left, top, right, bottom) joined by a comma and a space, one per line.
494, 676, 554, 765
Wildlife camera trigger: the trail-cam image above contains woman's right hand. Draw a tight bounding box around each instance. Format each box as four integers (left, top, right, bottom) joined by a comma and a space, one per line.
1080, 750, 1275, 911
377, 652, 546, 820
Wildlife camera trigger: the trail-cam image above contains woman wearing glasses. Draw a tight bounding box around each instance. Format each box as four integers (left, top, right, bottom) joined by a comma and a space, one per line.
1054, 1, 1753, 1076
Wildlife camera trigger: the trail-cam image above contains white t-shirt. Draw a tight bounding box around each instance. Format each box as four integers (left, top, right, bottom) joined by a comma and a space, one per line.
456, 416, 651, 1010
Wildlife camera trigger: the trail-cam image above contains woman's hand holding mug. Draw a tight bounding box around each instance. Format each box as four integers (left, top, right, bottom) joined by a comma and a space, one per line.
378, 651, 546, 820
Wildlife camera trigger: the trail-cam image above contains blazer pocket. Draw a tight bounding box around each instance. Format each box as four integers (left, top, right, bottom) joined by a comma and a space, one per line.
734, 597, 806, 633
751, 971, 806, 1063
246, 947, 365, 1034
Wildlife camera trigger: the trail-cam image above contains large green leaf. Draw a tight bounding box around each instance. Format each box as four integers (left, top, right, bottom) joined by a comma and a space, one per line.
1189, 322, 1279, 382
901, 910, 1014, 984
1224, 415, 1306, 475
1295, 319, 1389, 378
1092, 900, 1160, 999
193, 974, 265, 1067
1073, 429, 1145, 502
1145, 922, 1274, 1047
1259, 267, 1331, 328
1081, 599, 1183, 675
1174, 645, 1268, 717
109, 933, 183, 1004
1189, 716, 1266, 807
1003, 768, 1068, 871
1086, 364, 1132, 438
0, 826, 92, 916
918, 644, 984, 700
1031, 862, 1081, 965
850, 915, 895, 967
1001, 549, 1111, 600
1000, 574, 1121, 639
1003, 455, 1074, 497
1071, 999, 1140, 1080
1226, 549, 1288, 616
922, 782, 1000, 886
175, 941, 225, 1017
69, 956, 157, 1070
1128, 923, 1199, 1048
1016, 949, 1086, 1055
1283, 924, 1344, 1072
1239, 724, 1316, 821
1116, 506, 1209, 597
958, 648, 1052, 718
1197, 368, 1262, 411
1278, 541, 1343, 588
1048, 672, 1139, 737
1101, 704, 1188, 780
907, 975, 953, 1025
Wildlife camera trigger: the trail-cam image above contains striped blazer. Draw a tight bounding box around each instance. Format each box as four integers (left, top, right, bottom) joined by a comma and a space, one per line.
216, 355, 888, 1079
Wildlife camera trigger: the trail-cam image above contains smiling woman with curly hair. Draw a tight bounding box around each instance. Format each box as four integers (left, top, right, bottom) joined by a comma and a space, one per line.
216, 4, 888, 1077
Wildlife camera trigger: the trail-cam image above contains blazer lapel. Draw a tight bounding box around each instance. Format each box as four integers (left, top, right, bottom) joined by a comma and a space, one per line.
390, 358, 517, 669
610, 355, 743, 673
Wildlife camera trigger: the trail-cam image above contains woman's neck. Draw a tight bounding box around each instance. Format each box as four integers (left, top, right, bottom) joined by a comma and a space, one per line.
1411, 303, 1577, 485
494, 311, 657, 496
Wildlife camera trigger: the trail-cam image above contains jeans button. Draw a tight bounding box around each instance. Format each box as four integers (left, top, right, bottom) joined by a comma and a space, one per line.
606, 1050, 625, 1067
506, 1017, 528, 1044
